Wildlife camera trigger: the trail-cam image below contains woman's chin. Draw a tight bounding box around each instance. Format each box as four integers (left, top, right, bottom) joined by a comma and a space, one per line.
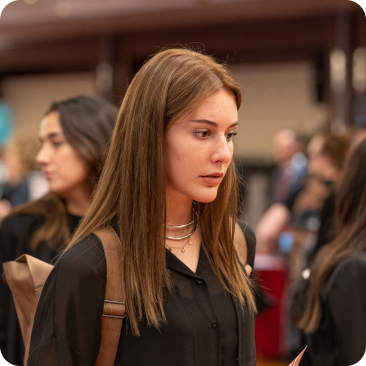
192, 190, 218, 203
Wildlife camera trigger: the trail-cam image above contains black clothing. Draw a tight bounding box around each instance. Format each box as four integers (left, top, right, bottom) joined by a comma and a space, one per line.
302, 253, 366, 366
1, 179, 29, 207
306, 192, 336, 266
28, 225, 257, 366
283, 185, 303, 212
289, 191, 337, 361
0, 212, 82, 366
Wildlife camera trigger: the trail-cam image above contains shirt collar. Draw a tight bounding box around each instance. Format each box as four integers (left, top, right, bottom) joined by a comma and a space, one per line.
165, 247, 205, 280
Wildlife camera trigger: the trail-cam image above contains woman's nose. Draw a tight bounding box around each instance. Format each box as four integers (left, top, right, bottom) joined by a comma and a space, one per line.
36, 145, 50, 166
212, 136, 232, 164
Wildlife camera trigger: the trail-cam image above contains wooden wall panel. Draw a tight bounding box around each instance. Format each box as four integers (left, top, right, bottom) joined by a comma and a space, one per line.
0, 37, 99, 74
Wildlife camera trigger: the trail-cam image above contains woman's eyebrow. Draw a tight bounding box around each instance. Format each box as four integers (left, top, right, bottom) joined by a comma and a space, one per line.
47, 132, 64, 139
189, 119, 238, 128
39, 132, 64, 142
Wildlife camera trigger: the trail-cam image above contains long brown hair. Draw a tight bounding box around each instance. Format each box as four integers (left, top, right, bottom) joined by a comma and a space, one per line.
4, 95, 117, 252
320, 134, 349, 172
66, 48, 256, 336
299, 138, 366, 333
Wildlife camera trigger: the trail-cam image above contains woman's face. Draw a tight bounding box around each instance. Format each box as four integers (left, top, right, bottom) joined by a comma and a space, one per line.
36, 111, 90, 198
165, 89, 238, 204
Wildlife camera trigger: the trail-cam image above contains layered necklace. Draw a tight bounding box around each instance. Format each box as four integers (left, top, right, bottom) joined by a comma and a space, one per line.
165, 205, 198, 253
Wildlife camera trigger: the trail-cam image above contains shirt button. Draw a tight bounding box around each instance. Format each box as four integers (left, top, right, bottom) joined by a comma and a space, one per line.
211, 321, 218, 328
196, 279, 203, 285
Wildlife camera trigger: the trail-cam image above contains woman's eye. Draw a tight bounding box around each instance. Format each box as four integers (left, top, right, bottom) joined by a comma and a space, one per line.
226, 131, 238, 141
194, 130, 211, 139
52, 141, 63, 147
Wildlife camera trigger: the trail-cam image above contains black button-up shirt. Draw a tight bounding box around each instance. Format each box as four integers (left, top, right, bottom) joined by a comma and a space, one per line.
29, 227, 256, 366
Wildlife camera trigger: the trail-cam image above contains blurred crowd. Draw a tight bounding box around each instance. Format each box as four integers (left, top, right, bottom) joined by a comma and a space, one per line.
255, 125, 366, 364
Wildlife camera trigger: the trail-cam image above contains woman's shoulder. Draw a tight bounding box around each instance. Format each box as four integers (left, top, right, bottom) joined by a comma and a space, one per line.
0, 212, 46, 260
323, 252, 366, 297
29, 234, 107, 365
57, 233, 107, 277
331, 252, 366, 279
1, 212, 44, 232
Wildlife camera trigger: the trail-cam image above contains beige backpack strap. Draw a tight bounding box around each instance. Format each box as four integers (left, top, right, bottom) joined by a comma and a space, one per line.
93, 226, 126, 366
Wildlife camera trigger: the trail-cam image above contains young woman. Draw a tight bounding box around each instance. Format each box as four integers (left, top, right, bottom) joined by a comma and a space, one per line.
28, 49, 257, 366
298, 138, 366, 366
0, 95, 117, 365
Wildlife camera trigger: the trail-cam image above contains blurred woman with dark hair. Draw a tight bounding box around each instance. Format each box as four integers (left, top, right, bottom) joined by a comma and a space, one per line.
298, 138, 366, 366
0, 95, 117, 365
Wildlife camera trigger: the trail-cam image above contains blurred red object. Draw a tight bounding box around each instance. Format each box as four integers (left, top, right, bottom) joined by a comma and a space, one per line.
254, 254, 287, 359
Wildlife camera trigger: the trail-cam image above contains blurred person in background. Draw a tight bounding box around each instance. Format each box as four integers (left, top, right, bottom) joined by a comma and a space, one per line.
282, 134, 349, 360
0, 95, 117, 365
256, 133, 348, 255
289, 129, 365, 361
268, 129, 308, 205
0, 135, 48, 219
298, 138, 366, 366
301, 134, 349, 266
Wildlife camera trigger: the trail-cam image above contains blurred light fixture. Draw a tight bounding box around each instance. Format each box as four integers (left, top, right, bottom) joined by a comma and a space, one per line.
24, 0, 38, 4
55, 1, 71, 17
353, 47, 366, 92
330, 48, 346, 92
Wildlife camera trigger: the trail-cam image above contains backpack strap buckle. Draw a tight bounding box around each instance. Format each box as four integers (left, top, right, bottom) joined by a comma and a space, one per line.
102, 300, 126, 319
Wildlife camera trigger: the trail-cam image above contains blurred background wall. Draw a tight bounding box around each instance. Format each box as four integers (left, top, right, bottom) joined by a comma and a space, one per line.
2, 72, 96, 134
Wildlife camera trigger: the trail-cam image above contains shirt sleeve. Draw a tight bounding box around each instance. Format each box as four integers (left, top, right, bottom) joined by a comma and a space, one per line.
236, 220, 256, 270
243, 226, 256, 270
28, 234, 107, 366
326, 256, 366, 366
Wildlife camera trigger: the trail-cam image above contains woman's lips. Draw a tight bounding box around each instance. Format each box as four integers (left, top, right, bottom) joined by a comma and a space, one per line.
43, 171, 53, 179
200, 174, 223, 186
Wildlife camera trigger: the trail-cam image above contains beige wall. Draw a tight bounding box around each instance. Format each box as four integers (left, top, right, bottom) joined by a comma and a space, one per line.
2, 63, 328, 162
231, 61, 328, 162
2, 72, 97, 137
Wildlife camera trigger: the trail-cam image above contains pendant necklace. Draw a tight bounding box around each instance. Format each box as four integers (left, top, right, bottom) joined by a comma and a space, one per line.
166, 236, 193, 253
165, 202, 198, 253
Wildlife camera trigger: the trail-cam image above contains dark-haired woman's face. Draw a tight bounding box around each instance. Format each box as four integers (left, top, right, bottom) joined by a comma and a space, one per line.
36, 111, 90, 199
165, 89, 238, 204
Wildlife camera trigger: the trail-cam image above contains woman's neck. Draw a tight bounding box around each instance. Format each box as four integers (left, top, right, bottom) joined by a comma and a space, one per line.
166, 193, 193, 226
63, 186, 91, 216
